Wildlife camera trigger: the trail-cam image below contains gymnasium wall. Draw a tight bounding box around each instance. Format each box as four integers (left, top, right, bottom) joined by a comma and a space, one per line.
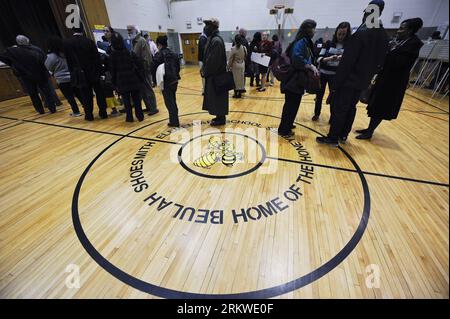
105, 0, 449, 34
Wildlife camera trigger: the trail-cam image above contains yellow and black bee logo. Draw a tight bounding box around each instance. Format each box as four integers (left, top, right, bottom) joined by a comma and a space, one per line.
193, 136, 243, 169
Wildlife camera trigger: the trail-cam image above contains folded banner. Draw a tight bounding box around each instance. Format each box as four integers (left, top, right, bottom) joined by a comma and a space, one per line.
251, 52, 271, 67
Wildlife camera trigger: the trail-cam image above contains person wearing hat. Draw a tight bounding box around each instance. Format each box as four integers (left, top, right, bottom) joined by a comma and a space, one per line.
201, 18, 229, 126
317, 0, 389, 146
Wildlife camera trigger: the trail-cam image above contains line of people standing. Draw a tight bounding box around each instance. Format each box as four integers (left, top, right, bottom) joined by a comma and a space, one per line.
276, 0, 424, 145
0, 24, 183, 126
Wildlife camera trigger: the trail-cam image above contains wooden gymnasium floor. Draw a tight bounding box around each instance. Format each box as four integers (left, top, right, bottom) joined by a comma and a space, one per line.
0, 66, 448, 299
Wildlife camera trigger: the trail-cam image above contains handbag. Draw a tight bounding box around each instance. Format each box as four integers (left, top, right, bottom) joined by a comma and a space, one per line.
304, 69, 321, 94
70, 52, 88, 88
360, 74, 378, 104
213, 71, 235, 93
304, 46, 321, 94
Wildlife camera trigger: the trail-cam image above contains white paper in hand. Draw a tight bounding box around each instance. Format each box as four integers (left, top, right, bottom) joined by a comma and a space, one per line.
251, 52, 271, 67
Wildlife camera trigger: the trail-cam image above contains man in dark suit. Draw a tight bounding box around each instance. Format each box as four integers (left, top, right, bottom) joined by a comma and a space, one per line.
64, 27, 108, 121
317, 0, 389, 146
0, 35, 56, 114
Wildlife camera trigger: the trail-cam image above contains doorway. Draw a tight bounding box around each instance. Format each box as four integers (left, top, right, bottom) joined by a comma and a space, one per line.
180, 33, 201, 64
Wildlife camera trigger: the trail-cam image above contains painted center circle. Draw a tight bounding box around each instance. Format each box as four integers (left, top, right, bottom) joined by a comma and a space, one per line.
178, 132, 267, 179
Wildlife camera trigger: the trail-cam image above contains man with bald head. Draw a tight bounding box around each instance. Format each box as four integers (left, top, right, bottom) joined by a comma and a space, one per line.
0, 35, 56, 114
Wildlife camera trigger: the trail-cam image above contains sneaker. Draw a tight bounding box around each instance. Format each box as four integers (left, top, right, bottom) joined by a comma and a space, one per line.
257, 87, 266, 92
356, 132, 373, 140
147, 109, 159, 116
70, 113, 82, 117
312, 115, 320, 122
110, 109, 120, 117
316, 136, 339, 147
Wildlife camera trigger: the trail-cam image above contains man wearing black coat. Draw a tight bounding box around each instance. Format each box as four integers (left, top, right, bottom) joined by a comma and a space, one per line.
201, 18, 229, 126
0, 35, 56, 114
317, 0, 389, 146
198, 30, 208, 94
64, 28, 108, 121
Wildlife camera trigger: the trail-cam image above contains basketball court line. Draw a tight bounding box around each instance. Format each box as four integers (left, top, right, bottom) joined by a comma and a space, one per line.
405, 91, 449, 114
1, 112, 448, 188
269, 156, 449, 188
175, 92, 450, 120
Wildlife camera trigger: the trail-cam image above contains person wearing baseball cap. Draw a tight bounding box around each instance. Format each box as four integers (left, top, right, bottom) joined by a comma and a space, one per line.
201, 17, 230, 126
317, 0, 389, 147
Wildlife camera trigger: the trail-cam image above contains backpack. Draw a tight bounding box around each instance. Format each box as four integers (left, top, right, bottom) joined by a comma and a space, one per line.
270, 51, 293, 82
162, 50, 181, 84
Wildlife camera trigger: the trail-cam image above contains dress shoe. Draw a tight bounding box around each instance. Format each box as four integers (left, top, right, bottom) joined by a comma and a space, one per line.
356, 132, 373, 140
210, 120, 225, 126
316, 136, 339, 147
147, 109, 159, 116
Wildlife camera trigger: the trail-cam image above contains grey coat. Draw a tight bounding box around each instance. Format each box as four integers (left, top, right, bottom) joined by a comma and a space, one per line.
132, 34, 152, 72
45, 53, 71, 84
202, 31, 229, 116
227, 45, 246, 91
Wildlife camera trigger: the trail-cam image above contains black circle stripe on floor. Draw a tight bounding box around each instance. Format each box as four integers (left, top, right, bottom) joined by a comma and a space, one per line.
72, 111, 371, 299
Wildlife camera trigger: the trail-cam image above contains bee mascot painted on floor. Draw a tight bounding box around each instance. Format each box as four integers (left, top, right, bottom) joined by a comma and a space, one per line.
194, 136, 243, 169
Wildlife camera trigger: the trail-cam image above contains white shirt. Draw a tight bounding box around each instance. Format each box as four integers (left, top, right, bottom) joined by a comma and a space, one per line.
149, 40, 158, 56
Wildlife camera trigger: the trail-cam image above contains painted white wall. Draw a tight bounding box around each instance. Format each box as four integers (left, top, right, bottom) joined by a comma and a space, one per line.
105, 0, 173, 31
104, 0, 449, 32
171, 0, 449, 32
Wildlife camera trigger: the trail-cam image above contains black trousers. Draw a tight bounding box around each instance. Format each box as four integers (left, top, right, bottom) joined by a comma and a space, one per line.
314, 73, 335, 116
249, 63, 260, 86
58, 82, 80, 114
328, 86, 362, 140
278, 91, 304, 135
121, 90, 144, 121
79, 81, 108, 119
162, 82, 180, 125
22, 78, 56, 113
